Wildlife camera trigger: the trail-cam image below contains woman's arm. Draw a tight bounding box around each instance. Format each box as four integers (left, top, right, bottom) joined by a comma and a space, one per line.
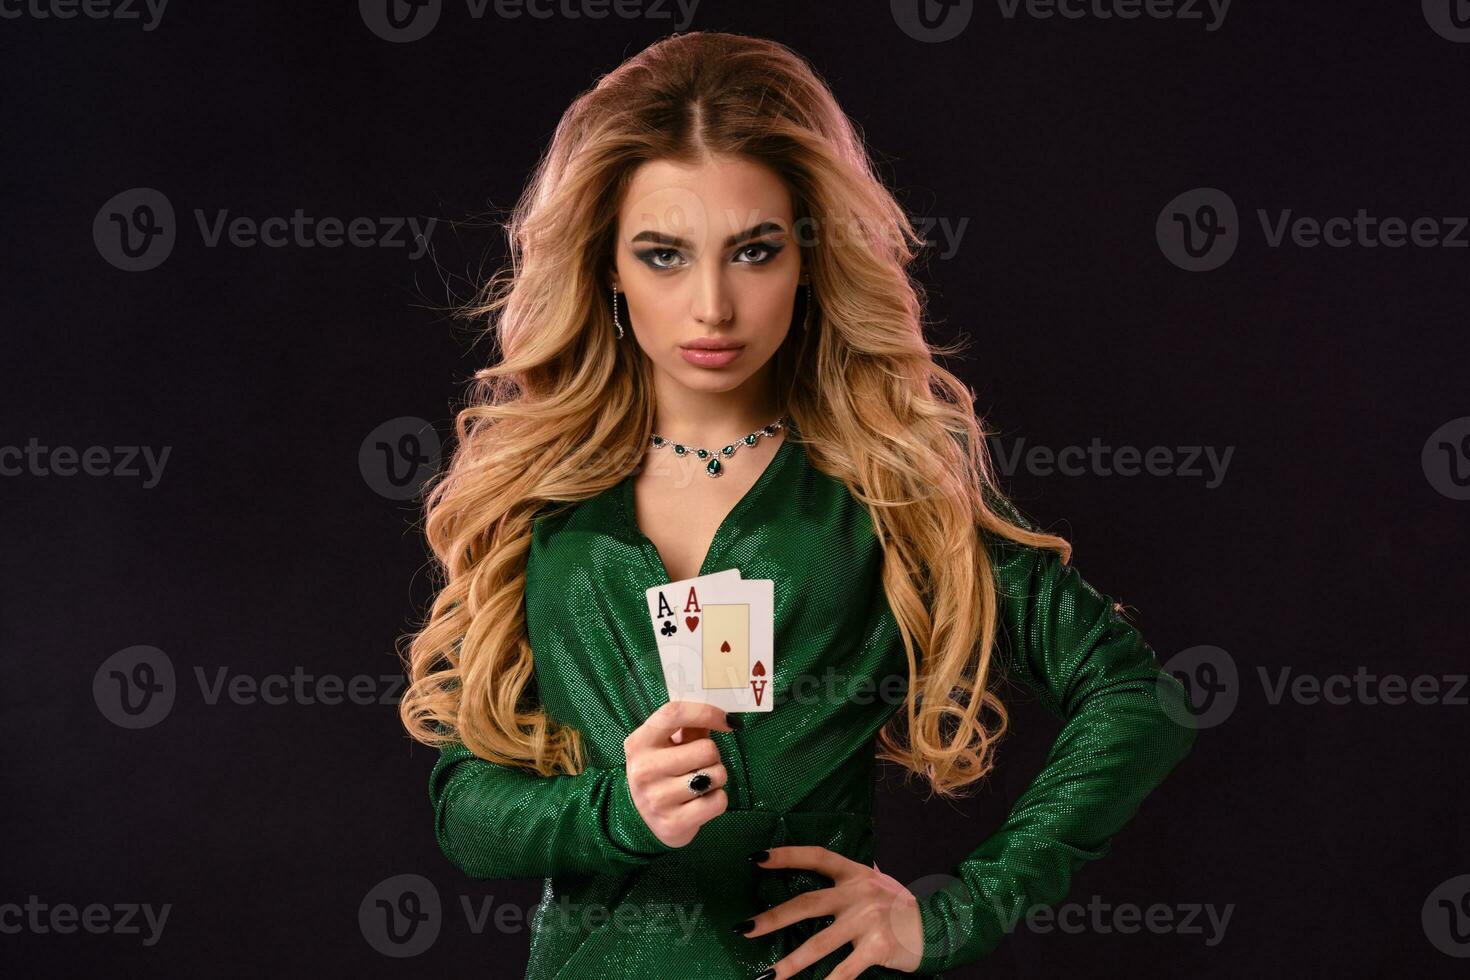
912, 500, 1198, 973
430, 739, 675, 879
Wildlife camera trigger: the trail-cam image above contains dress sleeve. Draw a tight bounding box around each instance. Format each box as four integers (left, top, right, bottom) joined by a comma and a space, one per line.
430, 739, 676, 879
912, 498, 1197, 973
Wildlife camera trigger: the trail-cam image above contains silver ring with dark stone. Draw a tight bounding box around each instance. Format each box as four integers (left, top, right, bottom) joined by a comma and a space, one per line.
687, 770, 713, 796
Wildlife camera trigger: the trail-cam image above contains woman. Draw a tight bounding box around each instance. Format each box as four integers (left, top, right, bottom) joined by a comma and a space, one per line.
398, 30, 1196, 979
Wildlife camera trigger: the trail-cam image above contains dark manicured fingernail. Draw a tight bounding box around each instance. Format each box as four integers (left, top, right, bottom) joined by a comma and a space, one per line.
732, 918, 755, 935
754, 970, 776, 980
725, 712, 743, 730
747, 849, 769, 863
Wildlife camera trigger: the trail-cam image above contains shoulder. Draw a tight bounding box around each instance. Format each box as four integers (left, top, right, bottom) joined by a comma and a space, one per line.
976, 485, 1065, 603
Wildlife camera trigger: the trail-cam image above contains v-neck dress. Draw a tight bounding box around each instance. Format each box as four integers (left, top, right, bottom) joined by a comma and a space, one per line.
427, 428, 1197, 978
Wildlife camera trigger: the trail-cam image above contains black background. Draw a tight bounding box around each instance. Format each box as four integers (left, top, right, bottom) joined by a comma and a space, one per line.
4, 1, 1468, 976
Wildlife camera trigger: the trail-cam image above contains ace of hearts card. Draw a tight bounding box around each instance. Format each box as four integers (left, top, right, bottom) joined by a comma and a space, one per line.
643, 570, 774, 712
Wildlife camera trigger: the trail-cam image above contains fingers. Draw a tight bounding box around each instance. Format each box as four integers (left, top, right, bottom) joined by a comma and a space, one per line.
758, 929, 888, 980
624, 727, 721, 792
628, 701, 733, 750
621, 702, 738, 849
648, 762, 729, 809
684, 783, 729, 823
739, 887, 840, 939
646, 734, 722, 777
669, 725, 707, 744
752, 845, 861, 882
640, 764, 726, 846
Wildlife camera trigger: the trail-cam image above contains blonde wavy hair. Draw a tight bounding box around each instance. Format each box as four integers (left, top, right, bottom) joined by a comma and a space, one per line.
397, 30, 1071, 797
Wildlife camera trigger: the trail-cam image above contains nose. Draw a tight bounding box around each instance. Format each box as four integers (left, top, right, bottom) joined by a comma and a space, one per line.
690, 260, 733, 327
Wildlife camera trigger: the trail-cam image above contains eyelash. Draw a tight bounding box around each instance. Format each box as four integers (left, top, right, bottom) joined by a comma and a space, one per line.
636, 242, 782, 271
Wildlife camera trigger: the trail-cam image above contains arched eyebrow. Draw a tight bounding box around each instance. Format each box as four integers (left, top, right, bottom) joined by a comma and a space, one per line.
630, 220, 787, 250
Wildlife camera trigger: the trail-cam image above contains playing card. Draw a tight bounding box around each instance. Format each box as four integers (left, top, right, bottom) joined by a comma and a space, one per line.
645, 571, 773, 713
645, 568, 741, 654
645, 569, 741, 701
697, 577, 773, 712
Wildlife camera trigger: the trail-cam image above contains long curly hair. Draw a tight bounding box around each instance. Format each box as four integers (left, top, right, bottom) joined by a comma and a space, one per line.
397, 30, 1071, 796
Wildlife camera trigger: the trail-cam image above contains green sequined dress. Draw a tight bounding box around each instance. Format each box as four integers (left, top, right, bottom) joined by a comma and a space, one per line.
428, 429, 1197, 977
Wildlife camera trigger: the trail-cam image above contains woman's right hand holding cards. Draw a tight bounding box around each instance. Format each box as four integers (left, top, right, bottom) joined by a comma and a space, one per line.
623, 700, 734, 847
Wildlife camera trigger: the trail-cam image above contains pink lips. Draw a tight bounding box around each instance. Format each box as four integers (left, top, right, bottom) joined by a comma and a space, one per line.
679, 343, 744, 368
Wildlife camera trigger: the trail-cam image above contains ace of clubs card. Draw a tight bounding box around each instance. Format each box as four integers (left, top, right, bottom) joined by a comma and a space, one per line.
644, 570, 774, 713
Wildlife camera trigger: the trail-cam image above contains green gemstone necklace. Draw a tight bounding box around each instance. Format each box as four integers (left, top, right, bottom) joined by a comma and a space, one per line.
648, 415, 790, 478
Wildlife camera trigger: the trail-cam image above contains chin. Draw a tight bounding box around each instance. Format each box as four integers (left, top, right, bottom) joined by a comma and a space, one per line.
674, 367, 753, 392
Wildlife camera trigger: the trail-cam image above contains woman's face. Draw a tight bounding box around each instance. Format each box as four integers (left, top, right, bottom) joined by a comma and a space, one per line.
611, 154, 804, 398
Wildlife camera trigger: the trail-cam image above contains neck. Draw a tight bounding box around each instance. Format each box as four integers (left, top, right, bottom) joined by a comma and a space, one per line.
650, 367, 784, 446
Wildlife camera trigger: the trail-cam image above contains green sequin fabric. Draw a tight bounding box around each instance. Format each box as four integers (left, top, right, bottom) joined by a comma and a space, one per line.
428, 427, 1197, 977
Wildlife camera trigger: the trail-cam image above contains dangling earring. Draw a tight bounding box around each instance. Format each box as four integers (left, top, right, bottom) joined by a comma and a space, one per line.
801, 282, 814, 331
611, 284, 625, 340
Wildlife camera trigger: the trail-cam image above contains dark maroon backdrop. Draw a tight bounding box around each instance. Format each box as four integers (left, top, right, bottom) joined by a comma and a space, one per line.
4, 1, 1468, 976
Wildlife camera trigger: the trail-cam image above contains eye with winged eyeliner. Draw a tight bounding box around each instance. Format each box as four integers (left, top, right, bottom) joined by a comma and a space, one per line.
635, 242, 783, 270
630, 220, 788, 270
